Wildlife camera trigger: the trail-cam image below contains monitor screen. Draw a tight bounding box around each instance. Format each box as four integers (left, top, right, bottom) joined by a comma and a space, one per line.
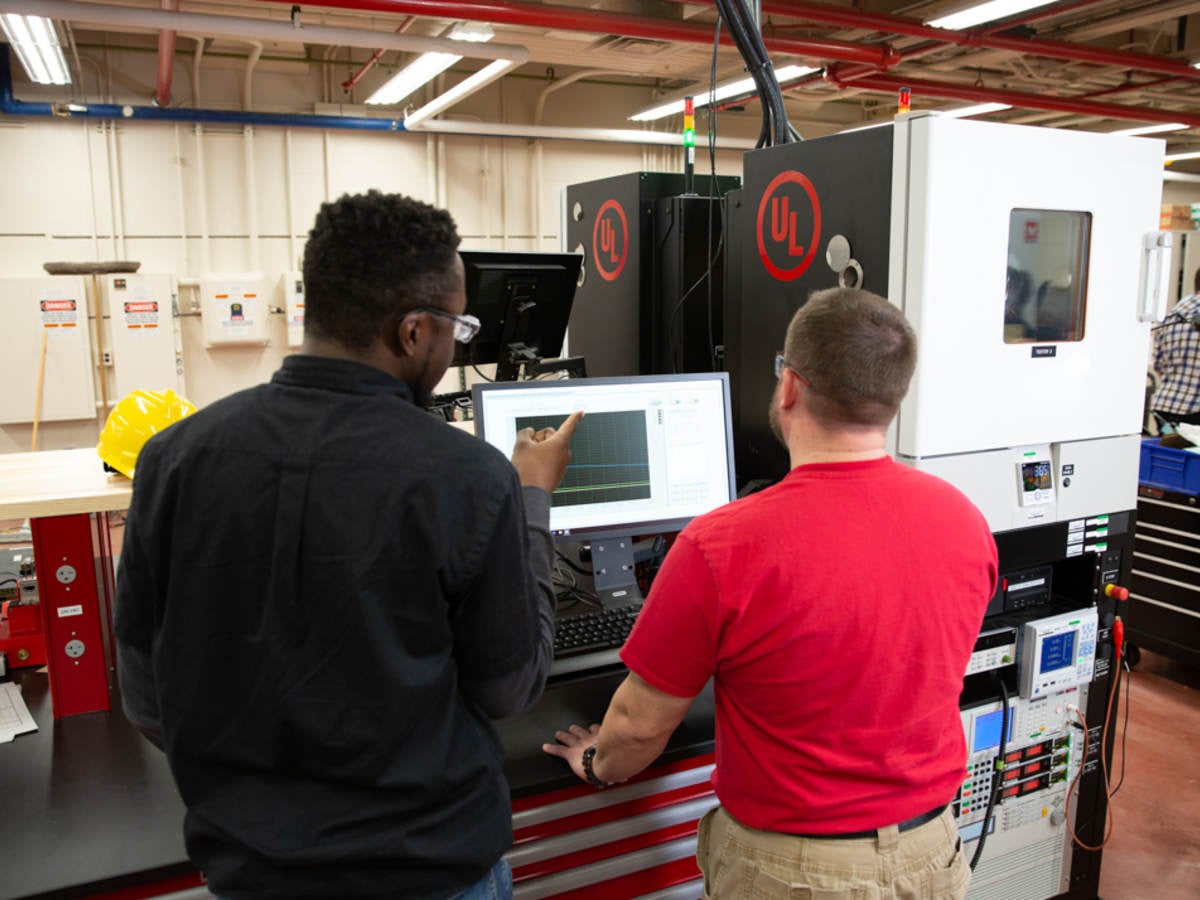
1039, 631, 1076, 674
472, 373, 737, 539
454, 251, 582, 379
971, 707, 1015, 754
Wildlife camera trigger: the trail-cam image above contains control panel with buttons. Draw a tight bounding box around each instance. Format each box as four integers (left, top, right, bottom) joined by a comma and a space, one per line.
1018, 607, 1098, 700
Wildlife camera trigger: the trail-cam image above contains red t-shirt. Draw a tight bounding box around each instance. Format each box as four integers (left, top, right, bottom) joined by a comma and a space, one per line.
621, 456, 997, 834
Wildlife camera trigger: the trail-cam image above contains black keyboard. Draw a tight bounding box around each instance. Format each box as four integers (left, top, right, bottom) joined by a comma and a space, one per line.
553, 604, 644, 660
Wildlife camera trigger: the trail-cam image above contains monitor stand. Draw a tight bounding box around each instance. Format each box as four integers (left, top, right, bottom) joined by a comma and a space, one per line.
590, 536, 644, 608
498, 343, 587, 381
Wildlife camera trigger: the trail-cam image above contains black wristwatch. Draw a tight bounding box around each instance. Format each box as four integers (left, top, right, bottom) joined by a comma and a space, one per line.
581, 744, 610, 789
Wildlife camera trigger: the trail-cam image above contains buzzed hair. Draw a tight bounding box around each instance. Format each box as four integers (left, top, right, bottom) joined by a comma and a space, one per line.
782, 287, 917, 429
302, 190, 461, 350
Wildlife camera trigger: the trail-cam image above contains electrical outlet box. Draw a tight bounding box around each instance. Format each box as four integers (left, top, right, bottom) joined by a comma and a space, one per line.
200, 273, 271, 347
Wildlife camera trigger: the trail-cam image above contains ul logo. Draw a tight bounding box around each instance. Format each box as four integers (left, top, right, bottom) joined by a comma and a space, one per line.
592, 199, 629, 282
756, 170, 822, 282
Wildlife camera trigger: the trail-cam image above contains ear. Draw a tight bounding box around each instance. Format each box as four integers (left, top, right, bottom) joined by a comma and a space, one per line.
391, 310, 427, 359
777, 367, 802, 411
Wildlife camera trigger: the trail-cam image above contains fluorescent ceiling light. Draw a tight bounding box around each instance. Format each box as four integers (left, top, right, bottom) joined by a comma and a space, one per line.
366, 51, 460, 105
928, 1, 1057, 31
405, 58, 516, 127
939, 102, 1011, 118
1165, 150, 1200, 162
0, 14, 71, 85
365, 22, 494, 107
1110, 122, 1188, 137
446, 22, 495, 43
629, 64, 819, 122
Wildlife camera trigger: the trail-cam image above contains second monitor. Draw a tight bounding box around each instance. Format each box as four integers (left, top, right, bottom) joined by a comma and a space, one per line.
456, 250, 582, 381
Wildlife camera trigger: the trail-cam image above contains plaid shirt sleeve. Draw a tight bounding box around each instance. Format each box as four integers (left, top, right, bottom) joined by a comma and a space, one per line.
1152, 293, 1200, 416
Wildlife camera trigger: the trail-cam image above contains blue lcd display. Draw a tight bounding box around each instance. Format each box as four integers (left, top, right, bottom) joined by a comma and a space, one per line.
972, 708, 1015, 754
1039, 631, 1077, 674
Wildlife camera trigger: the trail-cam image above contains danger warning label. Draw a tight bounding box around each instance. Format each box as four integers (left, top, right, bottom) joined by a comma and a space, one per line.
123, 300, 160, 329
40, 298, 80, 327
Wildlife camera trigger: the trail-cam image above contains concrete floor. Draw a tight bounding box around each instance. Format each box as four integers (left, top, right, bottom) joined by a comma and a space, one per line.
1096, 649, 1200, 900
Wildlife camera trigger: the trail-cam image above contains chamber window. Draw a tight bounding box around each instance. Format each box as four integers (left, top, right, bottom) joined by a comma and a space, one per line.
1004, 210, 1091, 343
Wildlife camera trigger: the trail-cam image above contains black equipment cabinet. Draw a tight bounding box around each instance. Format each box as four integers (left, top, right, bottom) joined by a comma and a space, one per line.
564, 171, 740, 378
1130, 486, 1200, 667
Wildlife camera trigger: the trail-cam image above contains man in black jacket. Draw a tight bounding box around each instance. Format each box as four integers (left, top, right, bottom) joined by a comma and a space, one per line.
115, 191, 579, 900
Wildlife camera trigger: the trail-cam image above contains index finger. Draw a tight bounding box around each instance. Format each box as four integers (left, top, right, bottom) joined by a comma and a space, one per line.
555, 410, 585, 441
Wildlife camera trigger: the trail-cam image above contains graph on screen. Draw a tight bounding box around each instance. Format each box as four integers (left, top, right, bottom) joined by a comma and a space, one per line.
516, 410, 651, 507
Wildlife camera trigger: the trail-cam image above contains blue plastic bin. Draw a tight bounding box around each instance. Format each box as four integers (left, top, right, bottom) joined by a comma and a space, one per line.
1139, 438, 1200, 496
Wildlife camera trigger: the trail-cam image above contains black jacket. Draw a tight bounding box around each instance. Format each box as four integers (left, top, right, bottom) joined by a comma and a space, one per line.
115, 355, 555, 899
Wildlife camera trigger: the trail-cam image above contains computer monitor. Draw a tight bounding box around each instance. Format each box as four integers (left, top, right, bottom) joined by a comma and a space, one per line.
473, 373, 737, 604
455, 250, 583, 381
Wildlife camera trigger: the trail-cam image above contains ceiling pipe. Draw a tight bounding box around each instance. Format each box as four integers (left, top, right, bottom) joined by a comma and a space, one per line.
405, 116, 756, 148
0, 45, 755, 149
823, 67, 1200, 128
664, 0, 1200, 82
0, 1, 530, 65
341, 15, 414, 94
257, 0, 897, 68
155, 0, 178, 108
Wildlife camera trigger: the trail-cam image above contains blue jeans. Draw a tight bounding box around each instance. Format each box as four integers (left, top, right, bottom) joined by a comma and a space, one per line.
453, 857, 513, 900
212, 858, 513, 900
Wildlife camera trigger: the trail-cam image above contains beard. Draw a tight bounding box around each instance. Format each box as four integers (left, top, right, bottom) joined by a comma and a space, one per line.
768, 383, 784, 447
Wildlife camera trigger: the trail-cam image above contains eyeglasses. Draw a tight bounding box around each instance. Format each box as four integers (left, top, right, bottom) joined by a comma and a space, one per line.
409, 307, 481, 344
774, 351, 811, 385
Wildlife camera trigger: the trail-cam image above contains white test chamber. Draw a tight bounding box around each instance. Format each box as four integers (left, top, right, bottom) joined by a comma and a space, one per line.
884, 116, 1165, 532
889, 116, 1164, 459
0, 276, 96, 424
200, 274, 271, 347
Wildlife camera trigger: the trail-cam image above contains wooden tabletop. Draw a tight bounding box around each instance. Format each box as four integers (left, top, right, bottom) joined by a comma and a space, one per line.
0, 448, 133, 520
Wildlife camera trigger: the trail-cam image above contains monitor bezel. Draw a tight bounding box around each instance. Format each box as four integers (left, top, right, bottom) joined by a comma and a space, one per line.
453, 250, 583, 375
472, 372, 737, 542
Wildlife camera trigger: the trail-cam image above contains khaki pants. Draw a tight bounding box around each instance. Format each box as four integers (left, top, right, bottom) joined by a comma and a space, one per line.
695, 805, 971, 900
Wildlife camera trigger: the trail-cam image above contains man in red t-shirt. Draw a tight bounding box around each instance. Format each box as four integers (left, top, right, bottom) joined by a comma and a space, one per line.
543, 287, 997, 899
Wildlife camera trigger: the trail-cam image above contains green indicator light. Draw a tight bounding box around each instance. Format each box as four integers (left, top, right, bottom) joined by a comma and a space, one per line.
1097, 515, 1109, 524
1069, 620, 1081, 625
683, 128, 695, 147
1024, 451, 1037, 457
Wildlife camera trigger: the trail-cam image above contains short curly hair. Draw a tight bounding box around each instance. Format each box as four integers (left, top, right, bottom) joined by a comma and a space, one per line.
302, 191, 462, 350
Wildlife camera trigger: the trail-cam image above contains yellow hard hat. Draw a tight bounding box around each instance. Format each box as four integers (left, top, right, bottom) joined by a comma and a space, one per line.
97, 389, 196, 478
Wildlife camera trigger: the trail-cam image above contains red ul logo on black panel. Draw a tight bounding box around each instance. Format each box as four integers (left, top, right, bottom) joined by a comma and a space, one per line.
756, 171, 822, 282
592, 199, 629, 282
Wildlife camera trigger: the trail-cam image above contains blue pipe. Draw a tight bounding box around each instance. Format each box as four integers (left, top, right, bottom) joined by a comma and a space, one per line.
0, 45, 408, 133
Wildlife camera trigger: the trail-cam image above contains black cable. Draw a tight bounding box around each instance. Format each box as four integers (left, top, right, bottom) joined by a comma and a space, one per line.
970, 678, 1009, 872
723, 0, 793, 145
555, 550, 593, 577
667, 231, 726, 353
714, 0, 771, 147
1110, 657, 1133, 797
705, 13, 721, 372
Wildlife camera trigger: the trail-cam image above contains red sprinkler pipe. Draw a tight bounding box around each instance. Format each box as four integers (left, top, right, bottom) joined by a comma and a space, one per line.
824, 68, 1200, 128
155, 0, 179, 107
341, 15, 414, 93
256, 0, 898, 68
659, 0, 1200, 82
